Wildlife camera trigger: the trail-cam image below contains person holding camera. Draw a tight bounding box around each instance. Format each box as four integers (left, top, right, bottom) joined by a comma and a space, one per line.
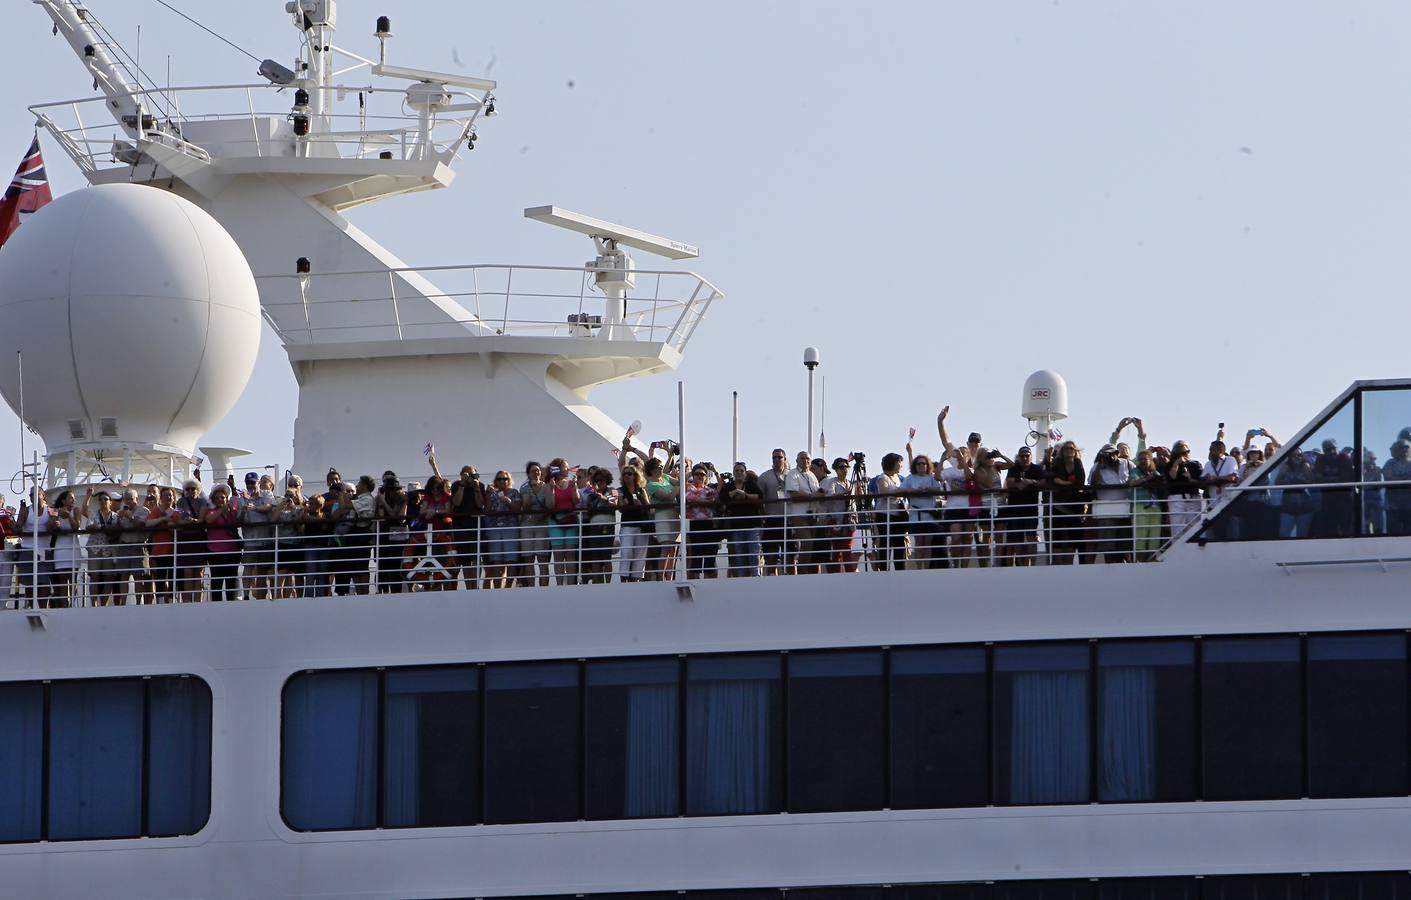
1165, 441, 1203, 535
516, 462, 552, 587
644, 455, 680, 581
819, 457, 863, 573
719, 462, 763, 577
616, 466, 653, 583
80, 488, 121, 606
756, 449, 790, 575
14, 487, 52, 608
1088, 444, 1134, 563
450, 465, 487, 589
1046, 441, 1089, 565
202, 484, 242, 602
546, 458, 581, 585
684, 463, 720, 579
483, 471, 523, 589
582, 468, 618, 584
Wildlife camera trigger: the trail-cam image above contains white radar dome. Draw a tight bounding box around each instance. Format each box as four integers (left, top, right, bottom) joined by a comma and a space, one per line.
0, 184, 260, 455
1022, 369, 1068, 421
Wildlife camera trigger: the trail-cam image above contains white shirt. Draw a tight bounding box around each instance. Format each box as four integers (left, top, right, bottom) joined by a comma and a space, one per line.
1202, 455, 1239, 499
783, 467, 820, 514
939, 466, 968, 506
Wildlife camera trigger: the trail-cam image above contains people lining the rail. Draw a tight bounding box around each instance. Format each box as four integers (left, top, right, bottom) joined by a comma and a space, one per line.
7, 408, 1411, 610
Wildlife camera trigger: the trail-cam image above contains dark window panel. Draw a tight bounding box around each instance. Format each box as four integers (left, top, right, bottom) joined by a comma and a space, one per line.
484, 662, 580, 824
896, 886, 991, 900
585, 658, 679, 820
1097, 641, 1197, 803
994, 644, 1090, 805
384, 667, 480, 828
48, 679, 145, 840
995, 880, 1093, 900
686, 654, 783, 816
1307, 634, 1409, 798
788, 651, 885, 812
1202, 875, 1303, 900
1202, 637, 1303, 800
146, 677, 213, 837
0, 682, 43, 842
1096, 878, 1199, 900
890, 646, 988, 810
1310, 871, 1411, 900
281, 670, 378, 831
790, 888, 889, 900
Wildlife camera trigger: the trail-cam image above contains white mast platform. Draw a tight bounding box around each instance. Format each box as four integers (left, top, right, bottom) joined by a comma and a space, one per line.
30, 0, 722, 479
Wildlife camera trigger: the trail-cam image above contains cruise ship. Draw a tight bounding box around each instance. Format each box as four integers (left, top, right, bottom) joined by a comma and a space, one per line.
2, 3, 1410, 899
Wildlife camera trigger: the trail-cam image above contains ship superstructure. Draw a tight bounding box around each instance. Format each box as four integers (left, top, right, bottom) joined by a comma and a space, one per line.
26, 0, 721, 482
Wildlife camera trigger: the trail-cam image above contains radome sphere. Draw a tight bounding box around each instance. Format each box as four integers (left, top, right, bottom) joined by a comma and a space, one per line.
0, 183, 260, 454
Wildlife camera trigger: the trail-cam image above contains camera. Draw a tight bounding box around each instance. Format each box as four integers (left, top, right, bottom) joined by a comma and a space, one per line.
719, 473, 735, 488
850, 451, 865, 462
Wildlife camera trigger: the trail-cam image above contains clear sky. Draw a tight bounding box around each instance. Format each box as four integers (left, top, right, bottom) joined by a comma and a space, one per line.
4, 0, 1409, 486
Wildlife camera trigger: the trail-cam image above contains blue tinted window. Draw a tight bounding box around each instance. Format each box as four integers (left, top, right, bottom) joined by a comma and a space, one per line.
995, 881, 1092, 900
994, 644, 1090, 805
1202, 637, 1302, 800
0, 683, 42, 842
1096, 879, 1199, 900
1307, 634, 1409, 798
282, 670, 378, 830
1310, 872, 1410, 900
890, 647, 988, 809
788, 651, 885, 812
384, 667, 480, 828
585, 658, 679, 820
1097, 641, 1196, 802
147, 677, 212, 837
484, 662, 580, 824
1203, 876, 1302, 900
686, 654, 783, 815
48, 680, 144, 840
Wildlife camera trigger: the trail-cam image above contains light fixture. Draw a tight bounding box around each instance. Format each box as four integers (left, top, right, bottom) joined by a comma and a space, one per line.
674, 583, 694, 602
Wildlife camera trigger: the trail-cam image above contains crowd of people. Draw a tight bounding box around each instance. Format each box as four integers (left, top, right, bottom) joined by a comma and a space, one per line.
2, 409, 1408, 608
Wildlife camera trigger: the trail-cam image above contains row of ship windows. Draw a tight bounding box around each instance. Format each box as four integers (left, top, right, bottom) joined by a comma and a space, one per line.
3, 629, 1410, 842
283, 630, 1411, 831
0, 676, 210, 843
468, 873, 1411, 900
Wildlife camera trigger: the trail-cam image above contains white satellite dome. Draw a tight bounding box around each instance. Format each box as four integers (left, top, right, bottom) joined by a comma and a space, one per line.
0, 183, 260, 456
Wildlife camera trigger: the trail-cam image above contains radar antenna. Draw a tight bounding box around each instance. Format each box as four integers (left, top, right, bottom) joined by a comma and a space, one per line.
524, 206, 699, 340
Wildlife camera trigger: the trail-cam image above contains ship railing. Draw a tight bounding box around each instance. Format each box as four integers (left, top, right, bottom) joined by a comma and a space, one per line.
30, 81, 489, 174
253, 264, 723, 353
6, 480, 1403, 609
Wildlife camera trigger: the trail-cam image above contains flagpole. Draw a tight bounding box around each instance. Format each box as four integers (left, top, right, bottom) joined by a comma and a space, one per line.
17, 352, 24, 483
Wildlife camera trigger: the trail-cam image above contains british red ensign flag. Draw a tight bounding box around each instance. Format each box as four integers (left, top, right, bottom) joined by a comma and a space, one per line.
0, 134, 52, 249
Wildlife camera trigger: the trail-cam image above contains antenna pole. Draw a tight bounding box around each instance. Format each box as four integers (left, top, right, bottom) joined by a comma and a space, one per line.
677, 380, 687, 586
819, 375, 827, 459
31, 451, 40, 611
731, 390, 738, 464
17, 352, 24, 488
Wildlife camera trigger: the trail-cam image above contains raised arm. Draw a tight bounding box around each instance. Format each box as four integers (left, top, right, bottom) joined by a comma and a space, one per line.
427, 452, 444, 481
1108, 417, 1132, 446
936, 406, 956, 454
